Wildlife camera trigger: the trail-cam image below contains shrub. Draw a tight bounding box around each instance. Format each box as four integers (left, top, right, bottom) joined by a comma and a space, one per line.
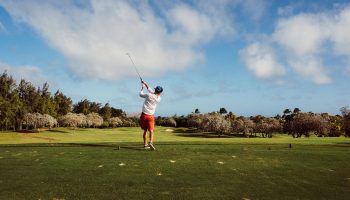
344, 114, 350, 137
231, 118, 244, 133
22, 113, 57, 129
121, 117, 138, 127
42, 114, 58, 128
58, 113, 87, 128
199, 113, 231, 135
187, 114, 204, 128
290, 113, 331, 137
109, 117, 123, 128
156, 117, 177, 127
86, 112, 103, 128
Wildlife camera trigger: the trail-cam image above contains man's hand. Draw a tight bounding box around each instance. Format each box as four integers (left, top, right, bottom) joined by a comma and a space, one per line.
142, 80, 149, 89
141, 82, 144, 91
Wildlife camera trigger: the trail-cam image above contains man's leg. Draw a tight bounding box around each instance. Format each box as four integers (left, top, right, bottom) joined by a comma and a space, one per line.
148, 130, 155, 150
143, 129, 148, 146
149, 130, 153, 144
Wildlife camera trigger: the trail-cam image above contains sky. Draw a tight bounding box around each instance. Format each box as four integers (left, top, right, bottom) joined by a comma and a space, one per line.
0, 0, 349, 117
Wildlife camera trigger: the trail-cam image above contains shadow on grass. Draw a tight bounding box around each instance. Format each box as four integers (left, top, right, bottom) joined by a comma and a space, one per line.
47, 129, 69, 133
118, 145, 147, 151
0, 143, 149, 151
0, 143, 117, 148
16, 129, 69, 134
16, 130, 39, 133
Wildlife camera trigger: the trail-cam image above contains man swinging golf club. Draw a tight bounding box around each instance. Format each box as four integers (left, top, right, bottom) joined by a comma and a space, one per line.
139, 80, 163, 150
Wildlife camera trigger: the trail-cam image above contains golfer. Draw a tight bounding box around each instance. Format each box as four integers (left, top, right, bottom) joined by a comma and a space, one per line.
139, 81, 163, 150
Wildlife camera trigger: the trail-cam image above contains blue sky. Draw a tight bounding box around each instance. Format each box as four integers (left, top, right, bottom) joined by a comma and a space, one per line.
0, 0, 349, 117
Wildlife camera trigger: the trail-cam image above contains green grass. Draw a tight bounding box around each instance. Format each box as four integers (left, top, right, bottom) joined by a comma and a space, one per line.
0, 127, 350, 199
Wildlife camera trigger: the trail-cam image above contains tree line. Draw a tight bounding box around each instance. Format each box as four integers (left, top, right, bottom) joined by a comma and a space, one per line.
1, 70, 350, 137
170, 107, 350, 137
0, 71, 131, 130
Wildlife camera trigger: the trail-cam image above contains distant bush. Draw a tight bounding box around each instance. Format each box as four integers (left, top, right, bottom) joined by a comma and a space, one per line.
121, 117, 138, 127
289, 113, 331, 137
344, 114, 350, 137
108, 117, 123, 128
254, 118, 282, 138
58, 113, 87, 128
156, 117, 177, 127
173, 115, 189, 127
22, 113, 57, 130
187, 114, 204, 128
198, 113, 231, 135
42, 114, 58, 128
86, 112, 103, 128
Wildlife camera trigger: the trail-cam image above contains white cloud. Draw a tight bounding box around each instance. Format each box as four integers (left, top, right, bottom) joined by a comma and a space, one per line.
288, 57, 331, 84
272, 13, 333, 84
331, 7, 350, 57
273, 13, 332, 56
0, 62, 48, 86
242, 5, 350, 85
0, 0, 235, 81
240, 42, 285, 79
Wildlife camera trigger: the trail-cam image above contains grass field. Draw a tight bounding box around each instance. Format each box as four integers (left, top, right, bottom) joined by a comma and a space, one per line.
0, 127, 350, 200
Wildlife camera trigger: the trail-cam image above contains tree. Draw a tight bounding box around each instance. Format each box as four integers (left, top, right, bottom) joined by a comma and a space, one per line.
251, 115, 265, 124
111, 107, 126, 118
54, 90, 72, 116
73, 99, 91, 115
293, 108, 301, 114
225, 111, 236, 121
39, 82, 57, 117
89, 102, 101, 113
231, 118, 245, 134
283, 109, 292, 117
199, 113, 231, 136
0, 71, 22, 130
18, 79, 39, 113
99, 103, 112, 121
290, 112, 331, 137
344, 114, 350, 137
340, 107, 350, 137
194, 108, 200, 114
329, 115, 344, 137
219, 107, 227, 115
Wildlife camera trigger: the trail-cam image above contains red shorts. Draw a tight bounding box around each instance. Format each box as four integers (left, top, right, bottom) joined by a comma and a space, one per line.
140, 112, 155, 131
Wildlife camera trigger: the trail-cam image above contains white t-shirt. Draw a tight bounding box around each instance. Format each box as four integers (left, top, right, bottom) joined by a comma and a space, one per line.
140, 87, 161, 115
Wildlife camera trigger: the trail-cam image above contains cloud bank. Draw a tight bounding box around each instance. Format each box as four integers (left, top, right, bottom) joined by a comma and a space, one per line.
241, 5, 350, 84
0, 0, 235, 80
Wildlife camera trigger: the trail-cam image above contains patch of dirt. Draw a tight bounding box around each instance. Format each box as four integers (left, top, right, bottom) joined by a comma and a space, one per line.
165, 129, 174, 132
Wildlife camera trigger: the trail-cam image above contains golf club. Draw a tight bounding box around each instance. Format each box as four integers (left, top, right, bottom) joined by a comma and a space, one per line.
126, 53, 143, 82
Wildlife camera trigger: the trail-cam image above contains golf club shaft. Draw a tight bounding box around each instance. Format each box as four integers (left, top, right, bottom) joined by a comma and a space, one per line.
126, 53, 142, 81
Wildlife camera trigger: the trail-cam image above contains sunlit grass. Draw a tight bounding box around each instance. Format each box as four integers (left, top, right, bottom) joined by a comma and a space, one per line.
0, 127, 349, 199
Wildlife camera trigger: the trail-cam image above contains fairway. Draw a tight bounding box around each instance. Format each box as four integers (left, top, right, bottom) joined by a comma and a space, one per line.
1, 127, 350, 200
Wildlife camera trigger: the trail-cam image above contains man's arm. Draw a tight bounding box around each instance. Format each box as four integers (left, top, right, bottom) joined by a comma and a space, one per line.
142, 81, 154, 93
139, 83, 147, 98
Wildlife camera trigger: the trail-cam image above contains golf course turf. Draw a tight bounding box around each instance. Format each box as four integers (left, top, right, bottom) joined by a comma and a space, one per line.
0, 127, 349, 200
